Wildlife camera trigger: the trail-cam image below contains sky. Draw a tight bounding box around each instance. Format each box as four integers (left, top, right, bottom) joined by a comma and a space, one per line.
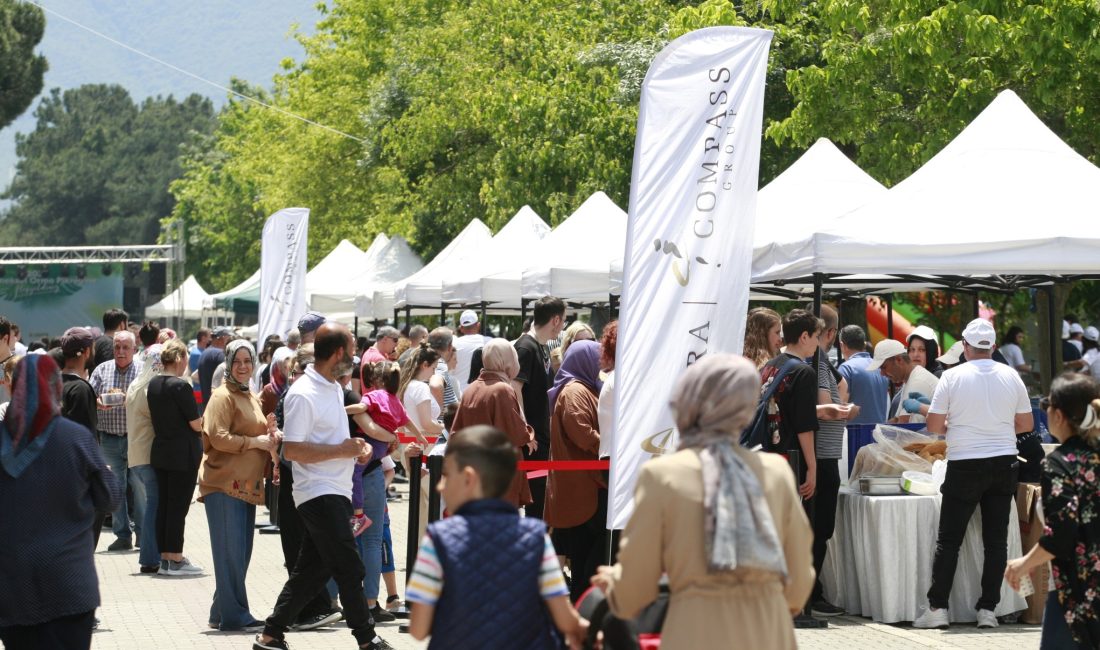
1, 0, 318, 196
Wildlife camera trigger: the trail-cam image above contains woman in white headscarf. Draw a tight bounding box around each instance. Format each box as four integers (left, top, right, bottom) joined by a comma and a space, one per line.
592, 354, 813, 649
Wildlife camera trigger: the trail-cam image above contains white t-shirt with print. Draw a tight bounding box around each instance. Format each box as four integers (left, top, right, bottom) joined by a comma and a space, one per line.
283, 364, 355, 506
928, 359, 1031, 461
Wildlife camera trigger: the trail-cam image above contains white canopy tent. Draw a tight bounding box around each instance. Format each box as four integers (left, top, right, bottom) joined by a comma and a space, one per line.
371, 219, 492, 318
761, 90, 1100, 282
339, 236, 425, 318
521, 191, 628, 303
306, 238, 368, 313
751, 138, 887, 284
441, 206, 551, 308
306, 236, 406, 314
145, 275, 212, 320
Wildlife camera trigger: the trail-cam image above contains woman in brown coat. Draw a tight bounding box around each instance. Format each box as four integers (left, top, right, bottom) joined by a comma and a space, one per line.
593, 354, 813, 650
544, 339, 605, 602
450, 338, 533, 508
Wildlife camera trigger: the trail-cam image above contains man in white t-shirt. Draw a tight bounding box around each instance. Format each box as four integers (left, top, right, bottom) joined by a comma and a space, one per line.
913, 318, 1033, 631
452, 310, 488, 393
258, 322, 394, 650
866, 338, 939, 424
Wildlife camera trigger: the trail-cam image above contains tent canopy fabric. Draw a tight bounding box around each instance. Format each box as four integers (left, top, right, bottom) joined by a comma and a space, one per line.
374, 219, 492, 317
768, 90, 1100, 281
306, 237, 385, 314
145, 275, 212, 320
442, 205, 551, 307
751, 138, 887, 283
521, 191, 628, 303
344, 236, 425, 318
207, 268, 260, 313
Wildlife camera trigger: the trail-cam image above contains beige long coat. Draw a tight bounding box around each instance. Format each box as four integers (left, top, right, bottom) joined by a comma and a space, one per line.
605, 448, 814, 649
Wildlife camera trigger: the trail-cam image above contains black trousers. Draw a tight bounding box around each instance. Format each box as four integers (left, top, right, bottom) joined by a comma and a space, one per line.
265, 494, 375, 645
155, 466, 198, 553
0, 610, 94, 650
811, 459, 841, 603
928, 455, 1018, 611
277, 461, 334, 622
524, 443, 548, 519
553, 489, 608, 604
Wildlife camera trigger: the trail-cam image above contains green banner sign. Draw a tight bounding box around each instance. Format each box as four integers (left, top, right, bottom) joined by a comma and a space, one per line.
0, 265, 123, 340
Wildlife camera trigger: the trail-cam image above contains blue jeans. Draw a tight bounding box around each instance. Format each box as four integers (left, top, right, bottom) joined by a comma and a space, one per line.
130, 464, 159, 566
1042, 590, 1089, 649
204, 492, 258, 629
355, 466, 386, 602
99, 433, 144, 543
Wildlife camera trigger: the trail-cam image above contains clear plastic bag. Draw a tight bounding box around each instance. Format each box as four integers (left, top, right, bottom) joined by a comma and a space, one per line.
849, 425, 935, 483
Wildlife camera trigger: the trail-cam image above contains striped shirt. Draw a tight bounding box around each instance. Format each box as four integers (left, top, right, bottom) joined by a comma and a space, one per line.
406, 532, 568, 606
89, 358, 141, 436
435, 360, 460, 408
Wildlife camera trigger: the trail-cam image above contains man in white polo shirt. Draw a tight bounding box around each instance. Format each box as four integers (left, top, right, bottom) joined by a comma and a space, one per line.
913, 318, 1033, 630
452, 309, 487, 392
256, 323, 394, 650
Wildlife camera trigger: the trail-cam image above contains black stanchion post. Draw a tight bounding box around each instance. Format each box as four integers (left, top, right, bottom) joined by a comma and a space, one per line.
427, 455, 443, 522
789, 449, 828, 629
395, 453, 423, 628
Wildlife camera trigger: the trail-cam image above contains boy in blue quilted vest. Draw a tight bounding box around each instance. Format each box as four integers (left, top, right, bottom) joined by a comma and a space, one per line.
407, 425, 588, 649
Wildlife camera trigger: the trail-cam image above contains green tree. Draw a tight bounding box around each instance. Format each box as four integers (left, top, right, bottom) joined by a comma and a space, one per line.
0, 0, 47, 130
0, 84, 215, 245
769, 0, 1100, 184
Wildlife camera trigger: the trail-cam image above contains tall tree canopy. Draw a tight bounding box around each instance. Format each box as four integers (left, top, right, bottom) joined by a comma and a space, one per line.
1, 84, 216, 246
0, 0, 47, 130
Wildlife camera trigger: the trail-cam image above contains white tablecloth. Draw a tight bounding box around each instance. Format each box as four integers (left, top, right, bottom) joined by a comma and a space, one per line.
821, 488, 1027, 623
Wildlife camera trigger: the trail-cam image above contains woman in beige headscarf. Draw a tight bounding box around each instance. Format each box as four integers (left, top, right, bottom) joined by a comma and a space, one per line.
592, 354, 813, 649
450, 338, 534, 508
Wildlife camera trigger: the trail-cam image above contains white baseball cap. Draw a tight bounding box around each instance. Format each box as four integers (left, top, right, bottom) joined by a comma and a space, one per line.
1085, 326, 1099, 342
1070, 322, 1085, 336
936, 340, 965, 365
459, 309, 479, 328
906, 325, 938, 344
867, 339, 908, 371
962, 318, 996, 349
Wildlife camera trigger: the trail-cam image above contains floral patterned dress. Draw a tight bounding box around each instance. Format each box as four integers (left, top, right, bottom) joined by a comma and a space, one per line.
1040, 436, 1100, 647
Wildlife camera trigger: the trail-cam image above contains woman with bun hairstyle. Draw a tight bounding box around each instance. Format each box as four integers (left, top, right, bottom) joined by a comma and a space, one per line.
1006, 372, 1100, 648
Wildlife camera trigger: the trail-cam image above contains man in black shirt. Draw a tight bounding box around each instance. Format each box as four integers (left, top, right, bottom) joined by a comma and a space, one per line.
512, 295, 565, 519
759, 309, 822, 500
93, 309, 129, 369
60, 327, 98, 433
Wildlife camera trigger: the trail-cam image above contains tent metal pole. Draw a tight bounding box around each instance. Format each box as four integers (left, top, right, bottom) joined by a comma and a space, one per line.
353, 316, 359, 339
440, 305, 446, 328
1048, 285, 1058, 380
812, 273, 823, 316
972, 293, 980, 319
521, 298, 529, 327
404, 306, 411, 330
885, 295, 894, 340
479, 302, 487, 332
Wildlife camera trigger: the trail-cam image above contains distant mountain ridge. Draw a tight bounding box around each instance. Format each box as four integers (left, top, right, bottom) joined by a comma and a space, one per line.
0, 0, 316, 198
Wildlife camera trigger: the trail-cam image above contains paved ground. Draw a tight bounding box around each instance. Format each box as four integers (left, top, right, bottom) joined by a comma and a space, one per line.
89, 481, 1043, 650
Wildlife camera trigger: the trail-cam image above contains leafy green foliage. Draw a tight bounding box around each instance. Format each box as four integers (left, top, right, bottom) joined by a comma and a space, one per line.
0, 84, 215, 246
0, 0, 47, 130
769, 0, 1100, 184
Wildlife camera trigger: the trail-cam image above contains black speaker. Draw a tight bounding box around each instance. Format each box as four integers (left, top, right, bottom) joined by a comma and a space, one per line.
123, 286, 141, 314
148, 264, 167, 294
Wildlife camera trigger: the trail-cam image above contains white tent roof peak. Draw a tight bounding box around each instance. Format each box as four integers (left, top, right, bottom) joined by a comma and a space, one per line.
810, 89, 1100, 274
361, 233, 389, 261
307, 239, 366, 295
386, 218, 493, 311
146, 275, 212, 320
441, 206, 551, 306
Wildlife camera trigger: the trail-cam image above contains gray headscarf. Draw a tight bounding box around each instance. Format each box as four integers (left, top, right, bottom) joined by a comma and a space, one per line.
223, 339, 256, 394
672, 354, 788, 578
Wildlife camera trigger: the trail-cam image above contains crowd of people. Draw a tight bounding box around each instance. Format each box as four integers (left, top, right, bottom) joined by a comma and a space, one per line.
1, 297, 1099, 650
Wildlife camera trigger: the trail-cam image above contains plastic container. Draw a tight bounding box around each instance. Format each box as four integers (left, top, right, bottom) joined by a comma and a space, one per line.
101, 392, 125, 406
901, 470, 938, 496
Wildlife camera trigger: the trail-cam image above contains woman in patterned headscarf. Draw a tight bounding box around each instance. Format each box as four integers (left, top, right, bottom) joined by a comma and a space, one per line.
592, 354, 814, 650
0, 356, 121, 649
199, 339, 279, 631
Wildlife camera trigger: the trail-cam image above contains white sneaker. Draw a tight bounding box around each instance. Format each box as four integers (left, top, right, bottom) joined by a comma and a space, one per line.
913, 606, 949, 629
976, 609, 998, 628
160, 558, 204, 576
